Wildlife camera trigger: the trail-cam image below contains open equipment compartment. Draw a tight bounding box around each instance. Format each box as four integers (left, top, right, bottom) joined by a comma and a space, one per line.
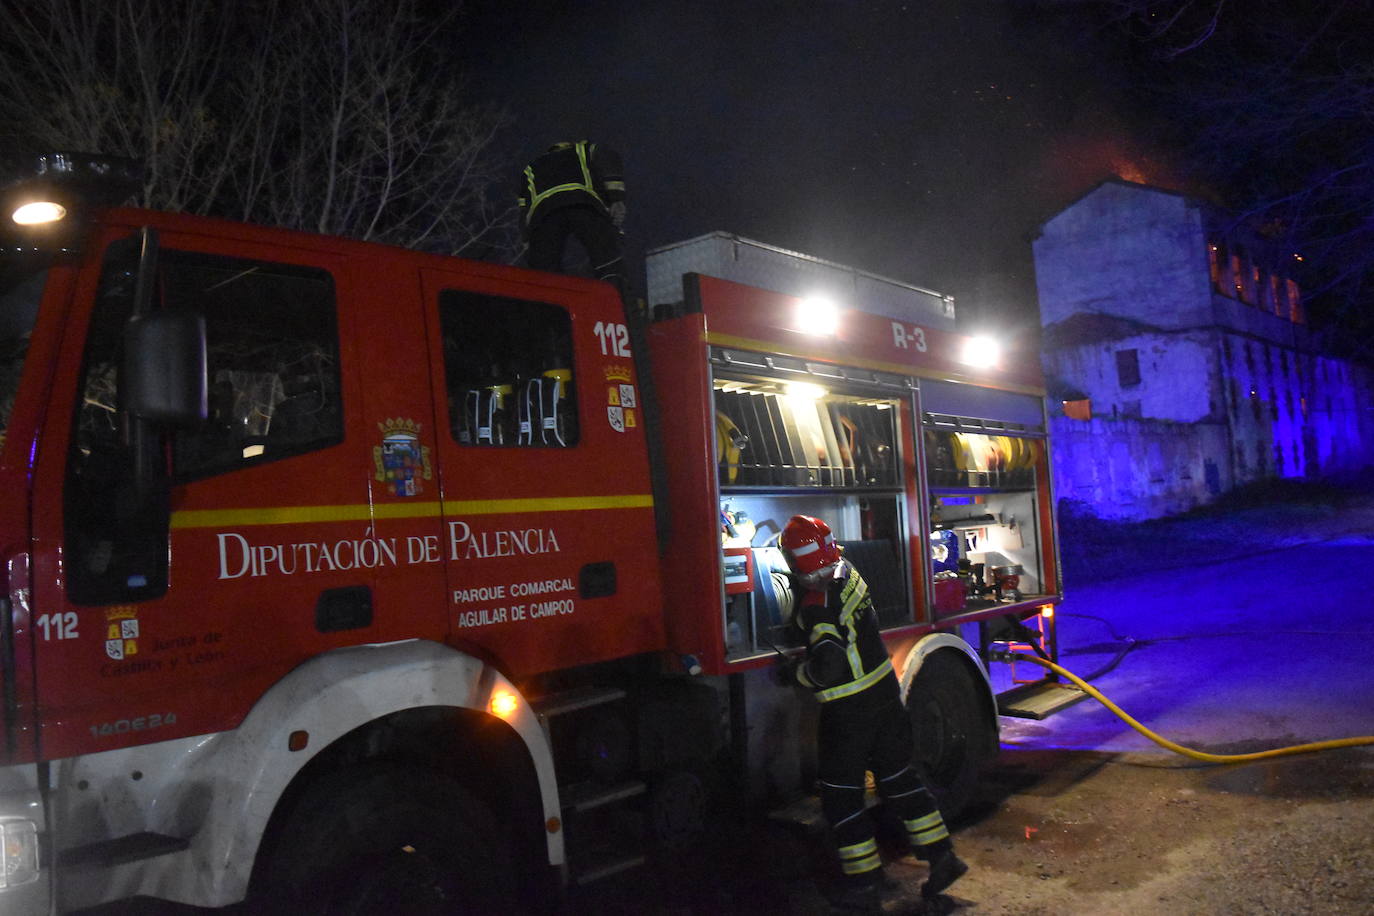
920, 378, 1055, 618
710, 349, 915, 662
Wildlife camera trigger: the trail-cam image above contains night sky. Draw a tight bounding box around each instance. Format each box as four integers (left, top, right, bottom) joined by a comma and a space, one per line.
459, 1, 1164, 345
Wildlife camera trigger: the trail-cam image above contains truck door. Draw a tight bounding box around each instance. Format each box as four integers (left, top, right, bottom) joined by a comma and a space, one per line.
29, 227, 373, 758
418, 271, 664, 677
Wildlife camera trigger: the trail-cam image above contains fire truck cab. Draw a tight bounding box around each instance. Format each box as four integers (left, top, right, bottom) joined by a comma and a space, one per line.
0, 156, 1075, 912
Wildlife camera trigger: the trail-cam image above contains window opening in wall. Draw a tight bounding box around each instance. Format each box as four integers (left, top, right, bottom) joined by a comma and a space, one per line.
1115, 348, 1141, 388
1285, 279, 1303, 323
440, 292, 578, 448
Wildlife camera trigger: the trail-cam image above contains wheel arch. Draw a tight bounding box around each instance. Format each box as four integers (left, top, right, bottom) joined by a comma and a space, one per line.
169, 639, 561, 907
897, 633, 1000, 763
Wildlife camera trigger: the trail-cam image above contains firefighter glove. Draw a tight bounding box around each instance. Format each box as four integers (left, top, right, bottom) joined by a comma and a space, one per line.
771, 655, 800, 687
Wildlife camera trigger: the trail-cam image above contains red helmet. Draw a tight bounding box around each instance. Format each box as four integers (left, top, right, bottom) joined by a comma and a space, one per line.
780, 515, 841, 577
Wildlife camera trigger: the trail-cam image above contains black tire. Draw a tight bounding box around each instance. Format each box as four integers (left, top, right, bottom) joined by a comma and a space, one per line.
647, 768, 708, 850
907, 650, 996, 820
257, 762, 516, 915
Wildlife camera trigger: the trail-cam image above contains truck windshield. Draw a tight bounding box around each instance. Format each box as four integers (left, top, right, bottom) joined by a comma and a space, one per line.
0, 253, 48, 453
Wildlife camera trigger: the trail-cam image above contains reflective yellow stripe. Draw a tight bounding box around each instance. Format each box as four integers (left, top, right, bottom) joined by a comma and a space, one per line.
838, 838, 881, 875
845, 639, 864, 680
839, 574, 868, 627
816, 657, 893, 703
525, 141, 603, 219
810, 623, 842, 645
905, 812, 944, 833
840, 852, 882, 875
171, 493, 654, 529
914, 823, 950, 845
838, 838, 877, 860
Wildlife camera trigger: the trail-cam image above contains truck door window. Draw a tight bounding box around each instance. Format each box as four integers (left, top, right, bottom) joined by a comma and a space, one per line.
65, 244, 340, 604
439, 291, 578, 448
166, 254, 340, 480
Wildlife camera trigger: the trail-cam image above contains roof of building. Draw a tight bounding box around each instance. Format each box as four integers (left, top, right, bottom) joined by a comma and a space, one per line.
1041, 310, 1165, 349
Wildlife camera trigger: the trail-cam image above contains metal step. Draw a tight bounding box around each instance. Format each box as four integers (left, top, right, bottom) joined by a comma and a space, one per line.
531, 685, 626, 721
561, 780, 647, 814
573, 850, 648, 885
997, 680, 1089, 719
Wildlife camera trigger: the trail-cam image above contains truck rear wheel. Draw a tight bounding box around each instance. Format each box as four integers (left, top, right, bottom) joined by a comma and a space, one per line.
258, 762, 515, 914
907, 650, 994, 820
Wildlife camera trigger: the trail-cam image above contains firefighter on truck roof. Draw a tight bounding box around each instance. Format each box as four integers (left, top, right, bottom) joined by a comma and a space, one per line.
518, 140, 627, 294
778, 514, 969, 908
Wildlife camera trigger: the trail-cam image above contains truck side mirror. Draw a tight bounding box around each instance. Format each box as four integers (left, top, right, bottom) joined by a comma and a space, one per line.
123, 310, 208, 425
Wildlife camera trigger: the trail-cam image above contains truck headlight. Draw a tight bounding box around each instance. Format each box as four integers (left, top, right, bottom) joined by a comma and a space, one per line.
0, 819, 40, 888
11, 200, 67, 226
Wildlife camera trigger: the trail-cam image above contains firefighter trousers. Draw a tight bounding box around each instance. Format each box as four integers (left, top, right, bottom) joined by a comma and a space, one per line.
526, 205, 625, 293
817, 688, 952, 883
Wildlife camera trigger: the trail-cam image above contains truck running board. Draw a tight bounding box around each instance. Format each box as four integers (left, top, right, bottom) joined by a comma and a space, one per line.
997, 680, 1088, 720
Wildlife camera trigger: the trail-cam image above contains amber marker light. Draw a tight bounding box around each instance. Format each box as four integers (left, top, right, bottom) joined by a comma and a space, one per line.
490, 689, 520, 720
1039, 605, 1055, 619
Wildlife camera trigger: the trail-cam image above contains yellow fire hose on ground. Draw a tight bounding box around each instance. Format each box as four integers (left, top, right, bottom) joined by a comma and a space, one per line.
1017, 654, 1374, 764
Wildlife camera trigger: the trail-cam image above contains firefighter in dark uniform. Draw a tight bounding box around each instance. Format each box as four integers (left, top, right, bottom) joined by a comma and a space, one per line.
518, 140, 626, 292
779, 514, 968, 907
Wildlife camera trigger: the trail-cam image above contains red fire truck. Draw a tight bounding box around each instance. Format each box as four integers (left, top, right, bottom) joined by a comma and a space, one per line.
0, 155, 1077, 912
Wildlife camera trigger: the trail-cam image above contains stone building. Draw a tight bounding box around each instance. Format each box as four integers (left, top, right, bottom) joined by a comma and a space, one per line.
1032, 179, 1373, 520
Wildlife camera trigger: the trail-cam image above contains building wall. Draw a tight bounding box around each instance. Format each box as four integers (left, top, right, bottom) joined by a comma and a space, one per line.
1049, 415, 1231, 520
1034, 179, 1374, 520
1043, 329, 1219, 424
1034, 182, 1212, 331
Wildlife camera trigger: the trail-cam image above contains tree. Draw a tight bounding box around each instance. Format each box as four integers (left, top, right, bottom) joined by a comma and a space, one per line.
0, 0, 517, 258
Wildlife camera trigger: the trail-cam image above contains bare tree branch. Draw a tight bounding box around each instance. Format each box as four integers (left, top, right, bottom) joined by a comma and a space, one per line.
0, 0, 517, 258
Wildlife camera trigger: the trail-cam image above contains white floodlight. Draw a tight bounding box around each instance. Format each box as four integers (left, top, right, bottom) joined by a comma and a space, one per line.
783, 381, 828, 400
796, 295, 840, 336
960, 335, 1001, 369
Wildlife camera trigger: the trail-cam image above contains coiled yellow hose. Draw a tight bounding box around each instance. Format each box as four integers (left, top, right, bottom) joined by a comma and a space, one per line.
1019, 654, 1374, 763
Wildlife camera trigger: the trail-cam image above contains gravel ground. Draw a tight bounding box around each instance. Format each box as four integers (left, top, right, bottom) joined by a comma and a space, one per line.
921, 477, 1374, 916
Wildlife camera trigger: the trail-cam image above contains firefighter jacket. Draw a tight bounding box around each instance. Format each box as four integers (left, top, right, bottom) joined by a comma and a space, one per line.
518, 141, 625, 231
793, 560, 896, 704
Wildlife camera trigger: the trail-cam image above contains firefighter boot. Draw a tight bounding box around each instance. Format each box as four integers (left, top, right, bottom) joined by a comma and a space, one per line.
921, 848, 968, 899
827, 870, 896, 912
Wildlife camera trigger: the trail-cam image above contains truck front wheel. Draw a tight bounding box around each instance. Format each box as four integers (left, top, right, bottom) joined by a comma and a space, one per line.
257, 762, 516, 914
906, 650, 995, 820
